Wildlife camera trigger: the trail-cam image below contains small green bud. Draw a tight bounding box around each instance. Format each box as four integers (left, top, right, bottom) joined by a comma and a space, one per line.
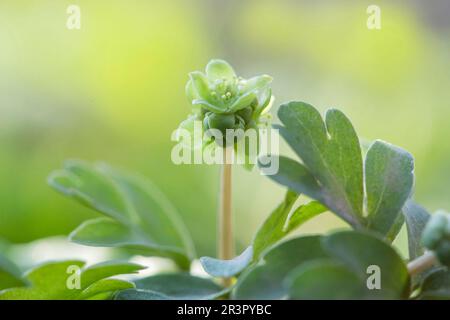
422, 211, 450, 266
206, 113, 236, 135
435, 241, 450, 266
236, 107, 253, 125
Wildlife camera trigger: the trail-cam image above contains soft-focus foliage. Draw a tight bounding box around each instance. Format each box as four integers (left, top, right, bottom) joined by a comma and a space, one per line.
1, 0, 450, 260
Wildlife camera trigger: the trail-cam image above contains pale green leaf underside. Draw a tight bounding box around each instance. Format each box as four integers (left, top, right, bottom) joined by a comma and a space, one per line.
200, 246, 253, 278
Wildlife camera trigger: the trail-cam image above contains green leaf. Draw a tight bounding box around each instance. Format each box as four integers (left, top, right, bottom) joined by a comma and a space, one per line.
385, 214, 405, 243
233, 236, 328, 299
322, 231, 409, 299
0, 254, 26, 291
200, 246, 253, 278
80, 260, 143, 288
100, 164, 195, 258
252, 191, 299, 260
283, 201, 328, 234
116, 273, 227, 300
79, 278, 134, 300
115, 289, 170, 300
0, 260, 143, 300
48, 160, 195, 269
263, 157, 322, 201
365, 140, 414, 237
48, 163, 130, 224
419, 268, 450, 300
403, 200, 431, 259
286, 259, 366, 299
271, 101, 364, 227
252, 190, 326, 260
70, 217, 141, 246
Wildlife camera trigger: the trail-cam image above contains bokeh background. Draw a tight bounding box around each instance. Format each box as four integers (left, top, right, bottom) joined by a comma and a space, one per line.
1, 0, 449, 265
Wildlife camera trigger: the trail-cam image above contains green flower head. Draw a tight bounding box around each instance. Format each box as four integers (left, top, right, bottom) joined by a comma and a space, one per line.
178, 59, 274, 148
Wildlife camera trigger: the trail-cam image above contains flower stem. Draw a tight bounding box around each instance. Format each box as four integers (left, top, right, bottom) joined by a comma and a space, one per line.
218, 147, 234, 286
407, 251, 438, 277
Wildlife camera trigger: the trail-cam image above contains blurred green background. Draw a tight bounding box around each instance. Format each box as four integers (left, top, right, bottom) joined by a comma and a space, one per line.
1, 0, 449, 258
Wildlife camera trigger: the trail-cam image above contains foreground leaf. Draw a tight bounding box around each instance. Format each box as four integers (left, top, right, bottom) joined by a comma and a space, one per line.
283, 201, 328, 234
419, 268, 450, 300
286, 259, 366, 299
322, 231, 409, 299
116, 273, 226, 300
365, 140, 414, 237
115, 289, 170, 300
0, 260, 143, 300
235, 230, 410, 300
48, 160, 195, 269
252, 190, 327, 261
270, 101, 364, 227
200, 246, 253, 278
233, 236, 328, 299
252, 191, 298, 260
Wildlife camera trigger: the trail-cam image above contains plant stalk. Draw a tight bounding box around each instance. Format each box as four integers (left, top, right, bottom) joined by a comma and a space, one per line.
407, 251, 438, 277
218, 147, 234, 286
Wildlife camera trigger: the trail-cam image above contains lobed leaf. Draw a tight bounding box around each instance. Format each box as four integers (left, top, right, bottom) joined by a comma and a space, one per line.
269, 101, 364, 227
269, 101, 416, 241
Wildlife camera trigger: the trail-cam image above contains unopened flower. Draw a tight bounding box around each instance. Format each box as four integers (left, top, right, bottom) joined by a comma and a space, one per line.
177, 59, 273, 148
